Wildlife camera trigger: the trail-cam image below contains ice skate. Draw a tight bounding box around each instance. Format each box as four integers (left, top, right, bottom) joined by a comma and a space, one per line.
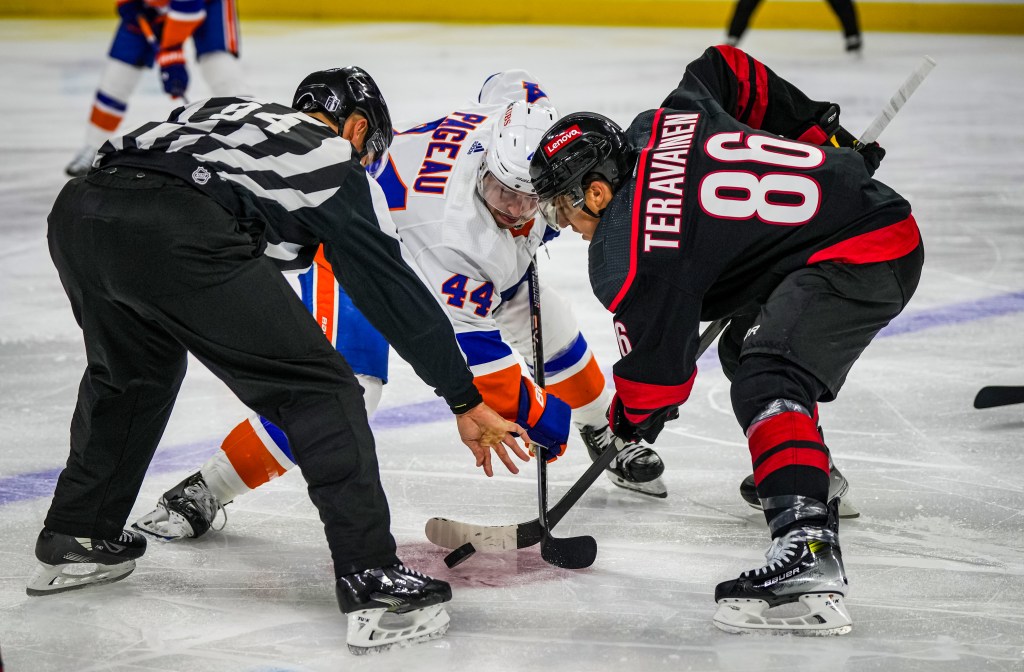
713, 527, 852, 636
27, 528, 147, 596
336, 563, 452, 655
64, 144, 98, 177
133, 471, 226, 541
845, 34, 864, 59
740, 460, 860, 518
581, 424, 667, 498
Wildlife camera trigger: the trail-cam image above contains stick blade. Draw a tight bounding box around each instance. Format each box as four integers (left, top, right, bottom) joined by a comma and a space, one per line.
424, 517, 518, 552
541, 534, 598, 569
974, 386, 1024, 409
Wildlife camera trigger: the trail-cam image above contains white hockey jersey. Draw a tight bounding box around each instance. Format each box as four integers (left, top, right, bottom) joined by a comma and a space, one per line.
372, 71, 606, 422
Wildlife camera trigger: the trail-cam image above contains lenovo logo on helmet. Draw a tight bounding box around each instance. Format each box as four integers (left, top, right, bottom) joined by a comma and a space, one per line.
543, 125, 582, 157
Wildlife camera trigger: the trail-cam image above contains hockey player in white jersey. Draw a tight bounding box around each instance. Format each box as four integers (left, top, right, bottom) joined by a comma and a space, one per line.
134, 71, 668, 543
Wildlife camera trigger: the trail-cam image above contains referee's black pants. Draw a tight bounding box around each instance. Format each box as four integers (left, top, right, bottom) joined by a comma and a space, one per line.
45, 167, 399, 576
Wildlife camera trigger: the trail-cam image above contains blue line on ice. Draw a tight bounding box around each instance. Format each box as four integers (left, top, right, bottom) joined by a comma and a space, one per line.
2, 289, 1022, 507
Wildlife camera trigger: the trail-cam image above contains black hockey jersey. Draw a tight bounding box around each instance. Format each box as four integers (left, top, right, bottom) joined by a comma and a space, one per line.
589, 46, 921, 418
96, 96, 482, 412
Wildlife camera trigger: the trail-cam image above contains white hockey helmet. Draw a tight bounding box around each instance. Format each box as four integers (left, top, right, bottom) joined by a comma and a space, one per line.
477, 69, 548, 107
477, 100, 558, 230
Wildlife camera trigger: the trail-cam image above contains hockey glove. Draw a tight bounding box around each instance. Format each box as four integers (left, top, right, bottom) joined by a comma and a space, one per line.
856, 141, 885, 176
804, 114, 886, 176
516, 378, 571, 462
156, 46, 189, 98
609, 393, 679, 445
794, 104, 842, 146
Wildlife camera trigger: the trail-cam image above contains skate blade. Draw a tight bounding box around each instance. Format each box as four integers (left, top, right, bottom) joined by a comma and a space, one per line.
607, 473, 667, 499
745, 497, 860, 519
26, 560, 136, 596
346, 605, 450, 655
713, 593, 852, 636
837, 498, 860, 519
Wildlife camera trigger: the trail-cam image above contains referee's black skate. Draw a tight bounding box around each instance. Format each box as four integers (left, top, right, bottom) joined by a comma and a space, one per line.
26, 528, 147, 596
133, 471, 226, 541
739, 458, 860, 518
582, 424, 667, 498
713, 526, 852, 636
336, 563, 452, 654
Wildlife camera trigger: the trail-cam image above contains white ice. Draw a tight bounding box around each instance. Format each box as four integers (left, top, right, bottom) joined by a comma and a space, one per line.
1, 19, 1023, 672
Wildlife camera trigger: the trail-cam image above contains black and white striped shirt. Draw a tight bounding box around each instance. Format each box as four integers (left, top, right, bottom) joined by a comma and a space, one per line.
97, 96, 482, 413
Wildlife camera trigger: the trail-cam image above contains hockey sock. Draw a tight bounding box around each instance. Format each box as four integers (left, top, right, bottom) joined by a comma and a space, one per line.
747, 409, 830, 536
85, 59, 145, 146
197, 50, 248, 97
571, 388, 611, 430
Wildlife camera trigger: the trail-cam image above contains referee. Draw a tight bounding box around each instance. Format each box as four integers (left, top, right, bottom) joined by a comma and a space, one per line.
31, 67, 527, 644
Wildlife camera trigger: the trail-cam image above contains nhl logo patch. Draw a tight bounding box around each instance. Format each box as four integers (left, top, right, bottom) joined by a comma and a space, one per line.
192, 166, 211, 185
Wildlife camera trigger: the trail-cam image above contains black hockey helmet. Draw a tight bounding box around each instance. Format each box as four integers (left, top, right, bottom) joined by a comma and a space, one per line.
529, 112, 633, 207
292, 66, 393, 162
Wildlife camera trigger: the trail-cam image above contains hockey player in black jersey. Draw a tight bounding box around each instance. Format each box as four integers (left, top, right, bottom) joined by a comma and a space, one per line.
530, 45, 924, 635
31, 66, 530, 654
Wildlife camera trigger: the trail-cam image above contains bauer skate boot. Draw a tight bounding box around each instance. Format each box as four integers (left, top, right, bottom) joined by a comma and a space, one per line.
739, 459, 859, 518
713, 526, 852, 636
133, 471, 226, 541
27, 527, 147, 596
582, 424, 667, 498
64, 144, 98, 177
336, 563, 452, 655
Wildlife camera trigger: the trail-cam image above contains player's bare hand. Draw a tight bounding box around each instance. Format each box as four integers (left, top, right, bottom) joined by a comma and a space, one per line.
456, 402, 531, 476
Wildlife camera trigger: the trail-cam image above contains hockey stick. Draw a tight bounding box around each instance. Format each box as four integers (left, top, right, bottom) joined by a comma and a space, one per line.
974, 386, 1024, 409
527, 260, 598, 569
858, 55, 936, 145
425, 317, 730, 554
138, 15, 191, 106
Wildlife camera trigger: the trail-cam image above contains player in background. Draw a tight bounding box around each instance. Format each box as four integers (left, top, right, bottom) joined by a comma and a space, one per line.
529, 45, 923, 635
725, 0, 862, 55
65, 0, 246, 177
133, 71, 670, 544
32, 66, 529, 654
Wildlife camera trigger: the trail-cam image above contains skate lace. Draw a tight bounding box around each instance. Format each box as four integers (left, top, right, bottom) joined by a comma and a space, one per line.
615, 442, 647, 467
394, 564, 429, 580
183, 483, 228, 531
748, 536, 799, 577
593, 427, 646, 467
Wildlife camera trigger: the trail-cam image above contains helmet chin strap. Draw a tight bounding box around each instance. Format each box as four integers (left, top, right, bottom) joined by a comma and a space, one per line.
581, 203, 604, 219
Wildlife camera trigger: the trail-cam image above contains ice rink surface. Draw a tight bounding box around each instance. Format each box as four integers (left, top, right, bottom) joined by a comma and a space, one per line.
1, 19, 1023, 672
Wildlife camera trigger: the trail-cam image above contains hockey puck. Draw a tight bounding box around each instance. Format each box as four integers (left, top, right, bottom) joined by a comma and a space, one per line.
444, 542, 476, 568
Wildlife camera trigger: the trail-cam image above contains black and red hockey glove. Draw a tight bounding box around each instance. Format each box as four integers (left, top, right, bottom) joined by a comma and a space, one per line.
609, 394, 679, 445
